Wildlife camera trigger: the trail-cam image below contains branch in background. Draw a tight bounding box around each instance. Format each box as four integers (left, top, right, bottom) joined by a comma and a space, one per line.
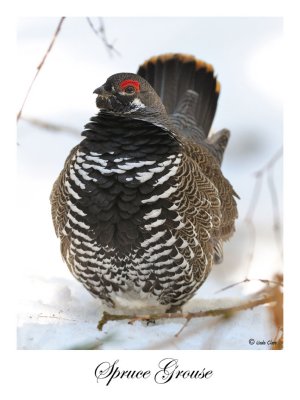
215, 147, 283, 297
244, 147, 283, 279
213, 146, 283, 298
244, 174, 263, 277
20, 115, 81, 135
258, 147, 283, 259
97, 290, 276, 331
86, 17, 120, 57
215, 276, 283, 294
38, 313, 76, 322
17, 17, 66, 122
267, 162, 283, 258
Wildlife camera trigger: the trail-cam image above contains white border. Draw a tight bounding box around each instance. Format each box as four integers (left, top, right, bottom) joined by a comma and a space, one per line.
1, 0, 299, 398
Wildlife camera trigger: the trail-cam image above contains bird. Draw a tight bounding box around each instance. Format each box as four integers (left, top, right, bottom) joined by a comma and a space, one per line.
50, 53, 238, 312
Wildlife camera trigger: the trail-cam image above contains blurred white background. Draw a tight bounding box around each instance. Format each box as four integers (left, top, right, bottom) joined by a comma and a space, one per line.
16, 17, 283, 349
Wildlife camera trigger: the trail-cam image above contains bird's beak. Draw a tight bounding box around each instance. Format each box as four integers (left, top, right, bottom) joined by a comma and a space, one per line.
93, 85, 112, 110
93, 85, 105, 95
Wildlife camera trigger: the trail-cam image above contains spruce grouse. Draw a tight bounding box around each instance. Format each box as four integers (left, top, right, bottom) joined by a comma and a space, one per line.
51, 53, 238, 311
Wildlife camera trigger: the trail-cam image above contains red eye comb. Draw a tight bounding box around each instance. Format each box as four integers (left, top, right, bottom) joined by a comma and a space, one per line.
120, 80, 140, 92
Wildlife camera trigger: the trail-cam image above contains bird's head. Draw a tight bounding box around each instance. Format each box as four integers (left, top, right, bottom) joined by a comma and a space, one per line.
93, 73, 166, 116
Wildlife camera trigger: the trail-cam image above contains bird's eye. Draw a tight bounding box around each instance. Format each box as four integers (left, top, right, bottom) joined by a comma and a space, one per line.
120, 79, 140, 94
124, 85, 136, 94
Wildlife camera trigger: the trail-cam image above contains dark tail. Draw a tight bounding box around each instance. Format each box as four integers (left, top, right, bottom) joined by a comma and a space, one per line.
137, 53, 220, 136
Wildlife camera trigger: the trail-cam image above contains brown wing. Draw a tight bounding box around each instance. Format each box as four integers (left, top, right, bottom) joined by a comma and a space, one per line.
181, 138, 238, 242
50, 145, 79, 264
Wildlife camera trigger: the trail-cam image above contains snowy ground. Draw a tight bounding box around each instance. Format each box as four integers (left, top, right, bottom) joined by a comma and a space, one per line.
17, 276, 277, 350
17, 270, 278, 350
16, 17, 283, 350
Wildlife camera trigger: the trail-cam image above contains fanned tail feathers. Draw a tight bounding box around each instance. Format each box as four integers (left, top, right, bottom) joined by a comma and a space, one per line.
137, 53, 220, 136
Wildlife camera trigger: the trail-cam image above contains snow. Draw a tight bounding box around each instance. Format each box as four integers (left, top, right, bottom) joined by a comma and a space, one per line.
17, 275, 276, 350
16, 17, 282, 350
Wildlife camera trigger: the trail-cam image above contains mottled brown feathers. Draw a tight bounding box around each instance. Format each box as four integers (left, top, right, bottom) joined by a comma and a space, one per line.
50, 145, 79, 240
182, 138, 238, 240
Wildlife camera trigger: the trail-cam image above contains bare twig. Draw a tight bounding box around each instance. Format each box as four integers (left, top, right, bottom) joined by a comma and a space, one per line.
244, 174, 264, 277
216, 147, 283, 296
86, 16, 100, 36
267, 163, 283, 258
251, 147, 283, 262
20, 115, 81, 135
17, 17, 66, 122
174, 317, 192, 337
86, 17, 120, 57
97, 292, 276, 331
215, 277, 283, 294
245, 170, 264, 221
243, 147, 283, 279
38, 314, 76, 322
258, 148, 283, 259
260, 147, 283, 172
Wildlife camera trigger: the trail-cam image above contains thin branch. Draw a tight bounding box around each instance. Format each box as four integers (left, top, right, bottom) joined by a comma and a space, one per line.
245, 170, 264, 221
17, 17, 66, 122
257, 147, 283, 258
86, 16, 99, 36
217, 147, 283, 296
20, 115, 81, 135
97, 292, 275, 331
38, 314, 76, 322
243, 171, 264, 278
174, 317, 192, 338
267, 164, 283, 258
215, 277, 283, 294
257, 147, 283, 173
244, 218, 257, 277
243, 147, 283, 278
86, 17, 120, 57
